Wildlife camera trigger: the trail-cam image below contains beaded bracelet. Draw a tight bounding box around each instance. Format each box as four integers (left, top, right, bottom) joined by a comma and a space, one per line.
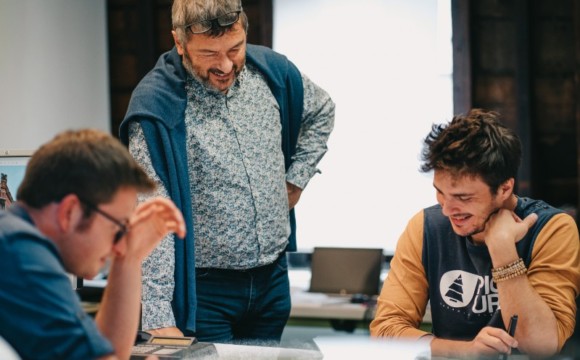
491, 258, 528, 283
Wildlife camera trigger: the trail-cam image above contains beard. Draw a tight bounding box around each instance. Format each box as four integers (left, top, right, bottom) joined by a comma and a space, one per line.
182, 52, 244, 93
461, 207, 501, 238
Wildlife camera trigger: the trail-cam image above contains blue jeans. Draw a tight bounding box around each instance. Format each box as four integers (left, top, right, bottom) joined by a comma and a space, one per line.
193, 253, 291, 344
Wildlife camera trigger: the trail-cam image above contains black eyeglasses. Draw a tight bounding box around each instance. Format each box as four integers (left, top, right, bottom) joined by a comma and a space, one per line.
82, 201, 128, 244
182, 10, 241, 34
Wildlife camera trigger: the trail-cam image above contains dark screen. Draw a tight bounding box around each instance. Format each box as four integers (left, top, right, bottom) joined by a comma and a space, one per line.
309, 247, 384, 295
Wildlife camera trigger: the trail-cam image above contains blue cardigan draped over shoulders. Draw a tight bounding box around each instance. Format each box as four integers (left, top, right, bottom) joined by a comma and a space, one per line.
119, 44, 303, 333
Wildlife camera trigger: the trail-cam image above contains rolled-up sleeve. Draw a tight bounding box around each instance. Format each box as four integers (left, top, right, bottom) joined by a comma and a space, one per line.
286, 73, 335, 189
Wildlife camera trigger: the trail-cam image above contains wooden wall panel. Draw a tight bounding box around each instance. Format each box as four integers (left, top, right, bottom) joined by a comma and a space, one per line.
530, 0, 577, 209
576, 0, 580, 222
452, 0, 472, 115
453, 0, 580, 213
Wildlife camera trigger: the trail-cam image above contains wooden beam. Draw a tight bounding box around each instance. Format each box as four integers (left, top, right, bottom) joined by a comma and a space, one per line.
575, 0, 580, 218
136, 0, 158, 77
452, 0, 472, 115
514, 0, 532, 196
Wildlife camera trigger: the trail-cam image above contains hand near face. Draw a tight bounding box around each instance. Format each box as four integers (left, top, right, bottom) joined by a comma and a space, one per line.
116, 197, 186, 261
484, 209, 538, 252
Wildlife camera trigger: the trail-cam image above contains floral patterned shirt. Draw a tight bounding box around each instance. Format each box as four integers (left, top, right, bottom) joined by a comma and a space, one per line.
128, 62, 335, 330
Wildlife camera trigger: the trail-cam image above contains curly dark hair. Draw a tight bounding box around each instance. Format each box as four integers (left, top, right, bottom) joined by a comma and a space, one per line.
420, 109, 521, 193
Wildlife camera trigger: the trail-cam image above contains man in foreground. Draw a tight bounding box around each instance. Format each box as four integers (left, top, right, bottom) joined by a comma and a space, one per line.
371, 109, 580, 358
0, 129, 185, 359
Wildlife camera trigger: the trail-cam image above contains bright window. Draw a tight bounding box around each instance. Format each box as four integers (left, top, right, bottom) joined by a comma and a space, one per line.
273, 0, 453, 254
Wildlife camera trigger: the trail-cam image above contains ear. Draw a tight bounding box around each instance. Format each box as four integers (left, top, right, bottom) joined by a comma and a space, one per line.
56, 194, 84, 234
497, 178, 515, 200
172, 30, 185, 55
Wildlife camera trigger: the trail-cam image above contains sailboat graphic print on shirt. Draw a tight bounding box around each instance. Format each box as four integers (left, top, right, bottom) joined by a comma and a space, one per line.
445, 274, 464, 304
439, 270, 485, 308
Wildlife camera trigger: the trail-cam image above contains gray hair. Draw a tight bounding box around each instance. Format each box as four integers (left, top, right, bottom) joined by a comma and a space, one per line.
172, 0, 246, 44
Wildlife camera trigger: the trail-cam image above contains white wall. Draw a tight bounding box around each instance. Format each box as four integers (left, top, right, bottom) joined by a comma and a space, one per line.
0, 0, 109, 151
273, 0, 453, 253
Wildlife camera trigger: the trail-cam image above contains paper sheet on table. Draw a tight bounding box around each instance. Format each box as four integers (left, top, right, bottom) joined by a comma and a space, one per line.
314, 335, 430, 360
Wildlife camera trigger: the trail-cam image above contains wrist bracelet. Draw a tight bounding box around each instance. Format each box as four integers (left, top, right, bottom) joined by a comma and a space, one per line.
492, 258, 528, 283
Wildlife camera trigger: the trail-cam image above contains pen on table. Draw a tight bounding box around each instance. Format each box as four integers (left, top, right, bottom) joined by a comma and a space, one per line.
499, 314, 518, 360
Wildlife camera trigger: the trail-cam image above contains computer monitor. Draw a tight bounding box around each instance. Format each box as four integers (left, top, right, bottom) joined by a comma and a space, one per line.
0, 150, 32, 210
309, 247, 384, 296
0, 150, 82, 289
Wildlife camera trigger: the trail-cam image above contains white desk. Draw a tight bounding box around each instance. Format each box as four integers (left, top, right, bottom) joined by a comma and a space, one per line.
314, 336, 431, 360
290, 291, 370, 321
177, 338, 431, 360
290, 288, 432, 324
211, 343, 322, 359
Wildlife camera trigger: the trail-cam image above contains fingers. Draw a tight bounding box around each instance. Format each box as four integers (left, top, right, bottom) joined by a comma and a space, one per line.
486, 326, 518, 348
132, 198, 186, 239
522, 212, 538, 229
494, 209, 537, 228
473, 327, 518, 355
487, 209, 537, 244
111, 198, 185, 260
286, 182, 303, 210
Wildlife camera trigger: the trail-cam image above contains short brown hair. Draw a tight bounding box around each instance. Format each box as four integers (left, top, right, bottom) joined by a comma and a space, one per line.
17, 129, 155, 209
172, 0, 248, 45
